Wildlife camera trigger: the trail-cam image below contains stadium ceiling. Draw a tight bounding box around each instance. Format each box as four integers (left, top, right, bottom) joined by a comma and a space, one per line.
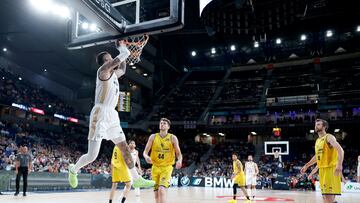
0, 0, 359, 91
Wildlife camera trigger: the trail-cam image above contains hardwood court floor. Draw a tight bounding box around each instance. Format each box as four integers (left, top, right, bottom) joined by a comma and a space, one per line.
1, 187, 359, 203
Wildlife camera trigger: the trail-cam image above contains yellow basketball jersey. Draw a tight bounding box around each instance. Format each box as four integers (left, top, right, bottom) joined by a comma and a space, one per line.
111, 146, 123, 168
233, 159, 244, 174
315, 134, 338, 168
150, 133, 175, 167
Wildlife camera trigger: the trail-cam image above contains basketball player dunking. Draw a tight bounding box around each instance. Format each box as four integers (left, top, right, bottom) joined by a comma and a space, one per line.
245, 155, 259, 200
301, 119, 344, 203
228, 153, 250, 203
68, 41, 154, 189
143, 118, 182, 203
108, 140, 142, 203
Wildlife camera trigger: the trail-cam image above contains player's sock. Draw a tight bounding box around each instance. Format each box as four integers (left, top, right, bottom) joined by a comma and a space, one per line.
121, 197, 126, 203
253, 188, 256, 198
135, 187, 140, 196
130, 168, 140, 179
247, 188, 251, 198
109, 199, 112, 203
73, 140, 101, 173
233, 184, 238, 200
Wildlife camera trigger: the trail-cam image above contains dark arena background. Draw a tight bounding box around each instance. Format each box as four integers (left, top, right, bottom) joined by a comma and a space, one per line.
0, 0, 360, 202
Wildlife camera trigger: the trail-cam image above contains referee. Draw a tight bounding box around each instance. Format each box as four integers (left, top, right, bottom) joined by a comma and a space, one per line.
14, 146, 32, 196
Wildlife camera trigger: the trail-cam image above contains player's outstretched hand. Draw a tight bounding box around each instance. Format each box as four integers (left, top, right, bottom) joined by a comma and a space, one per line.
334, 164, 342, 176
300, 165, 307, 174
175, 160, 182, 169
145, 156, 152, 164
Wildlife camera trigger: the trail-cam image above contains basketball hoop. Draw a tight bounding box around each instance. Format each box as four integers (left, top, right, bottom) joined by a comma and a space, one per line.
123, 34, 149, 65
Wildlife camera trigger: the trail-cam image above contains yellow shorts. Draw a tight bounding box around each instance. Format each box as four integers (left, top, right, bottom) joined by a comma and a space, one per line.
234, 173, 246, 187
112, 165, 131, 183
151, 165, 173, 191
319, 166, 341, 195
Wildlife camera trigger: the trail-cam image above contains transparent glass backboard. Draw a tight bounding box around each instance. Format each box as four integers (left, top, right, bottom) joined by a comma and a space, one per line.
63, 0, 184, 49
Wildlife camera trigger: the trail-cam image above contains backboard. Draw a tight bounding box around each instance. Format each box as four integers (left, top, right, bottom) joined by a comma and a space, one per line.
264, 141, 289, 155
63, 0, 184, 49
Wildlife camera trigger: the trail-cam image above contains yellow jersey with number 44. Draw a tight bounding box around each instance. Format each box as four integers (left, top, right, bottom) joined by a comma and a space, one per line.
150, 133, 175, 167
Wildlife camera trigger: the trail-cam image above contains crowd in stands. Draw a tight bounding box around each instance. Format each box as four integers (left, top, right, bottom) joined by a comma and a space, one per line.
217, 80, 262, 106
152, 82, 217, 121
0, 119, 110, 174
0, 118, 211, 176
209, 109, 360, 126
193, 142, 255, 177
190, 138, 359, 191
0, 68, 85, 120
215, 70, 265, 110
2, 114, 360, 191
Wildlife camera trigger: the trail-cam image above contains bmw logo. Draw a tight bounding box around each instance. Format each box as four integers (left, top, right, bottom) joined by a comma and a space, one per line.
180, 176, 190, 186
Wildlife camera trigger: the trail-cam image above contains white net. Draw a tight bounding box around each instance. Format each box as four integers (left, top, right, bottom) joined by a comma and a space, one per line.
124, 34, 149, 65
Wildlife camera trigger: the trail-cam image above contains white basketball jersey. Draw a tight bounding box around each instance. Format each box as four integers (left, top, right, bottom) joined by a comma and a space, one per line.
94, 69, 119, 108
130, 149, 138, 163
245, 161, 256, 175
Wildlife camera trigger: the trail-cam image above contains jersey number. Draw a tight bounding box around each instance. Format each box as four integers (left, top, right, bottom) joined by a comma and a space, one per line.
114, 152, 117, 159
158, 154, 165, 159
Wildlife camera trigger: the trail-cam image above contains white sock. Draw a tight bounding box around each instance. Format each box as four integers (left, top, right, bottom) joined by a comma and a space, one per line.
247, 188, 251, 197
135, 187, 140, 196
73, 140, 101, 173
130, 167, 140, 180
253, 188, 256, 197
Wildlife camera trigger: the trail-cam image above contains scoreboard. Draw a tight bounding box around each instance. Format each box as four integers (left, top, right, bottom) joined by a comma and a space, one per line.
118, 91, 131, 112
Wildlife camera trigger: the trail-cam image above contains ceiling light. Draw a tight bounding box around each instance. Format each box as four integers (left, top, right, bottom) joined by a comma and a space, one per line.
56, 5, 70, 19
191, 51, 196, 56
90, 24, 97, 31
143, 73, 148, 77
3, 48, 7, 52
326, 30, 333, 37
230, 45, 236, 51
300, 34, 307, 41
211, 48, 216, 54
131, 66, 136, 70
82, 22, 89, 30
18, 77, 22, 81
30, 0, 52, 13
356, 25, 360, 32
276, 38, 282, 44
254, 41, 259, 48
